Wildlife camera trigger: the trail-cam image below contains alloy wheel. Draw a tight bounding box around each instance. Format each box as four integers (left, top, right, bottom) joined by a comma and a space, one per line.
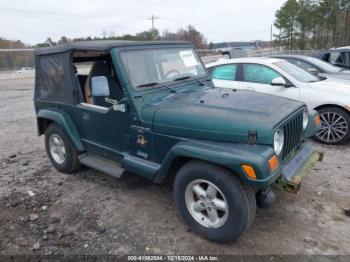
316, 111, 348, 143
185, 179, 229, 228
49, 134, 66, 164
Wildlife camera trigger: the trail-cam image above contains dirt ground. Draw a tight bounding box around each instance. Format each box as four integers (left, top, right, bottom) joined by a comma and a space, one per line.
0, 77, 349, 256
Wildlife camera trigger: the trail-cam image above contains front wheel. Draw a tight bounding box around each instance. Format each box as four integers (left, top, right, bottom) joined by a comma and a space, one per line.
174, 160, 256, 243
314, 107, 350, 145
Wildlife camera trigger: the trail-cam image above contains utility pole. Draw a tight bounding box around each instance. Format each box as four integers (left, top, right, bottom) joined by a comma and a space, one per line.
148, 15, 159, 40
270, 24, 273, 55
345, 1, 350, 45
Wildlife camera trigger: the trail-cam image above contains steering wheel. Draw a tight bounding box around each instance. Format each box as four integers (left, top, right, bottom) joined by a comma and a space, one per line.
165, 69, 180, 79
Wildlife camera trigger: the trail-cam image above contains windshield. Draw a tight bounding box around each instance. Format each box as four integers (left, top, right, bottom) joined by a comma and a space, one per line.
304, 56, 341, 73
274, 61, 320, 82
120, 47, 206, 89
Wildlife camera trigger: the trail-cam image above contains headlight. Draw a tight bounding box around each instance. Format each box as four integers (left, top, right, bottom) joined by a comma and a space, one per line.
274, 129, 284, 156
303, 109, 309, 130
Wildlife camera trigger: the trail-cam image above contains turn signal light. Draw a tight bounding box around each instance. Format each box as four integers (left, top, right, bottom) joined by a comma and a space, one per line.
242, 165, 257, 180
268, 155, 279, 172
314, 115, 321, 127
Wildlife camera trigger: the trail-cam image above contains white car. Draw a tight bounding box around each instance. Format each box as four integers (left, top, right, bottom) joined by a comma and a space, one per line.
206, 57, 350, 145
16, 67, 34, 74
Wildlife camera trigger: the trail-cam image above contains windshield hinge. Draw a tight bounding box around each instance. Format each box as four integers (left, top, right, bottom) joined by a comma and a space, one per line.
248, 130, 257, 145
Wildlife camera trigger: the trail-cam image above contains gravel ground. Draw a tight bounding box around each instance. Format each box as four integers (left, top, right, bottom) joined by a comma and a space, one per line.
0, 77, 349, 256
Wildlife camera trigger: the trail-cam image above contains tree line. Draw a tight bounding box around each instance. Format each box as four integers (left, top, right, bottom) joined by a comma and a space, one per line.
0, 38, 26, 49
0, 25, 207, 69
35, 25, 208, 49
274, 0, 350, 50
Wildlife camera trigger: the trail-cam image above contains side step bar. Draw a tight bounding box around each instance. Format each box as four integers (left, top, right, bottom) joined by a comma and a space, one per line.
79, 153, 125, 178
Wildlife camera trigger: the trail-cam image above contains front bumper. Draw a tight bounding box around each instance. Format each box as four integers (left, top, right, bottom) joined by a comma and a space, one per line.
274, 143, 323, 194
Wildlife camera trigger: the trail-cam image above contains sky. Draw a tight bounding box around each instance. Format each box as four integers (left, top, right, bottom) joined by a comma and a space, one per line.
0, 0, 286, 45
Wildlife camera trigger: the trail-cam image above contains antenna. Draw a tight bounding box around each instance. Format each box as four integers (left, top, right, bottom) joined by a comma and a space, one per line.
148, 15, 159, 40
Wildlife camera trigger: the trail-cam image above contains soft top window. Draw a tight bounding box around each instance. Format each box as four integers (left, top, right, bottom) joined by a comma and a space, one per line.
35, 52, 75, 104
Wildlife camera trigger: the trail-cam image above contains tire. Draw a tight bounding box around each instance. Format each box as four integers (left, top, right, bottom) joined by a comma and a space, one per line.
314, 107, 350, 145
44, 123, 81, 173
174, 160, 256, 243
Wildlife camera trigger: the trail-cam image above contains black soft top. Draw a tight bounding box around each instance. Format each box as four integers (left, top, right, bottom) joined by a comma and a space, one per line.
35, 40, 192, 55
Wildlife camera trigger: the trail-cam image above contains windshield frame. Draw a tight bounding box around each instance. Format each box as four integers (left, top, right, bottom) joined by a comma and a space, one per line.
117, 46, 208, 91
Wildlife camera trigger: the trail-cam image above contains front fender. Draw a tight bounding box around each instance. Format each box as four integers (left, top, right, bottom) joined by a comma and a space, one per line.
154, 140, 279, 187
37, 109, 84, 151
305, 109, 321, 138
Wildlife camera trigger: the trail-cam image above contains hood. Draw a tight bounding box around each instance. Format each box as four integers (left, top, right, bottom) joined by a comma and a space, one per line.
320, 72, 350, 80
141, 88, 305, 144
308, 78, 350, 98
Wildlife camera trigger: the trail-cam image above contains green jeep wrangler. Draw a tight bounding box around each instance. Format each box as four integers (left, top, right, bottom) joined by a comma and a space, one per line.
34, 41, 322, 243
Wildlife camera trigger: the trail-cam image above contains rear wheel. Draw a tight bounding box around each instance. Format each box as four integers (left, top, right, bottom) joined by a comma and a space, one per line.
45, 123, 81, 173
174, 160, 256, 243
315, 107, 350, 145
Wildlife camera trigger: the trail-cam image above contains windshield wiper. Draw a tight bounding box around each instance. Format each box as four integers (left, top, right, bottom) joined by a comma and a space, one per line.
195, 78, 212, 87
163, 84, 177, 93
173, 76, 191, 81
136, 82, 159, 88
136, 81, 178, 92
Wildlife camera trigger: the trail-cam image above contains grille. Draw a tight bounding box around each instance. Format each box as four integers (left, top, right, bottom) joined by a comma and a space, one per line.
281, 112, 303, 160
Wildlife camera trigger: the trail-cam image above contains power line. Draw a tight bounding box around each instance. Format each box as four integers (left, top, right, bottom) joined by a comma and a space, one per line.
0, 7, 150, 19
0, 7, 92, 17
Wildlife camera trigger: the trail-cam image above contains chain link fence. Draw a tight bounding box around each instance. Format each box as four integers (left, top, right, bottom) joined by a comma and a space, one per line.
0, 49, 35, 80
198, 48, 321, 61
246, 48, 320, 57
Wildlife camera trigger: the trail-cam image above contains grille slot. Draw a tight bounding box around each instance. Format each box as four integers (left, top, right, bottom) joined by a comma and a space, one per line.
281, 112, 303, 160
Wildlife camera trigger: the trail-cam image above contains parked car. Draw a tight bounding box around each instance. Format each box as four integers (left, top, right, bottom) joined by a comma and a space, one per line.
271, 54, 350, 80
313, 48, 350, 69
16, 67, 34, 74
34, 41, 321, 243
206, 57, 350, 145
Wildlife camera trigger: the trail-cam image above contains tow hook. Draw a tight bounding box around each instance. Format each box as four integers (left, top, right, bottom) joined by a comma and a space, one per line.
256, 188, 276, 209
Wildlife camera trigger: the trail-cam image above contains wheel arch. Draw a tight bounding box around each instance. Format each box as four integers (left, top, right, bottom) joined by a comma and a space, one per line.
314, 104, 350, 115
37, 109, 84, 151
160, 155, 193, 185
37, 117, 53, 136
153, 141, 268, 186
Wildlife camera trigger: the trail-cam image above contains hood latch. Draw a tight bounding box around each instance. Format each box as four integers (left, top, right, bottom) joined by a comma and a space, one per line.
248, 130, 257, 145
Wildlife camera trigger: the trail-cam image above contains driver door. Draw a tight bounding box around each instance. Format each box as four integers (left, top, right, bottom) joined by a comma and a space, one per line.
77, 101, 131, 159
240, 63, 300, 101
72, 61, 131, 160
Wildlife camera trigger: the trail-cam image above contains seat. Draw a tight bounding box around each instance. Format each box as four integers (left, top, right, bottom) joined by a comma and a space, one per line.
84, 61, 123, 106
73, 66, 85, 103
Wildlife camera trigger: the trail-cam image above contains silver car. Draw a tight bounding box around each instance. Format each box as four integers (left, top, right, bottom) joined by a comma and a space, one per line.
271, 55, 350, 80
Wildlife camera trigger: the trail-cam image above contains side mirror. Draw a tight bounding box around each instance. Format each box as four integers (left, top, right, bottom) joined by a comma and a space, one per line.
91, 76, 110, 97
271, 77, 287, 87
307, 68, 319, 74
